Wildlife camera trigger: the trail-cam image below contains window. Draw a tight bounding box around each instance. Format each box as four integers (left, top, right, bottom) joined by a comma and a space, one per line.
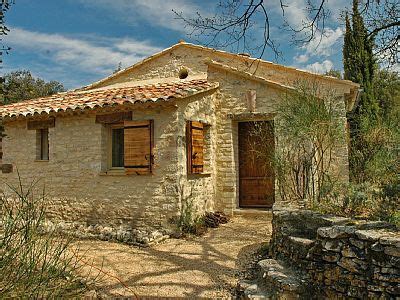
107, 120, 154, 175
111, 126, 124, 168
27, 118, 54, 162
36, 128, 49, 160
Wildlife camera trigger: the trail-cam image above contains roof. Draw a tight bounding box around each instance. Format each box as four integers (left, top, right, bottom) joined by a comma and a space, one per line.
0, 79, 218, 120
82, 41, 360, 91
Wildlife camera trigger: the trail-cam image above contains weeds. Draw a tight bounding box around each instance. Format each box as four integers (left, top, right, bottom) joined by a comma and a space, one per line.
177, 200, 229, 235
0, 175, 87, 297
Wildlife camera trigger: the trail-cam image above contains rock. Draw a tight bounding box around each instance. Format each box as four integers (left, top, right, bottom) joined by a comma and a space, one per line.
338, 258, 362, 273
322, 252, 340, 263
342, 246, 357, 258
349, 238, 365, 249
355, 229, 386, 241
370, 242, 384, 252
324, 240, 342, 252
384, 246, 400, 257
356, 221, 397, 231
381, 267, 398, 275
317, 226, 355, 239
380, 236, 400, 248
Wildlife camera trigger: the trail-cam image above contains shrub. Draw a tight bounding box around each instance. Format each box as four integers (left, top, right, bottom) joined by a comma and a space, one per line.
0, 177, 88, 297
272, 81, 343, 207
315, 182, 399, 226
176, 199, 207, 235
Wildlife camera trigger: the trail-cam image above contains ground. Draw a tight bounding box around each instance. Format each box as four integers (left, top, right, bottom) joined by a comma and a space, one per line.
76, 213, 272, 298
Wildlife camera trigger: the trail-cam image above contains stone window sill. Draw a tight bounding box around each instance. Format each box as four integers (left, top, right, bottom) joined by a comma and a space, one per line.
188, 173, 212, 178
99, 170, 153, 176
34, 160, 49, 162
99, 170, 126, 176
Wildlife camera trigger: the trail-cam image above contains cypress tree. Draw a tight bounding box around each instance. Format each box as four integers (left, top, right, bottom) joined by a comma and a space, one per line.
343, 0, 378, 122
343, 0, 380, 182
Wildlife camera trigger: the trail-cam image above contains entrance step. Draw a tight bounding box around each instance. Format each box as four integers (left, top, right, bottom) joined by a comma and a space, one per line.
233, 208, 273, 218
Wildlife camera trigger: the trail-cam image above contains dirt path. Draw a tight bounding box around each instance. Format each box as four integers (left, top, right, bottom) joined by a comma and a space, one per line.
76, 214, 272, 298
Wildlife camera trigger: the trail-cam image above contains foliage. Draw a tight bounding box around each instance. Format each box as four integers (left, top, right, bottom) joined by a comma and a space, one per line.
373, 69, 400, 119
273, 82, 342, 207
1, 70, 65, 105
343, 1, 378, 122
176, 199, 207, 235
325, 69, 342, 79
0, 0, 12, 66
0, 176, 88, 297
317, 181, 399, 226
177, 200, 229, 235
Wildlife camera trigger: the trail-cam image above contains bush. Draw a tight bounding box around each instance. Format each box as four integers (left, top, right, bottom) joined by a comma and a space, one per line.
177, 200, 230, 235
273, 81, 342, 206
315, 182, 399, 226
176, 199, 207, 235
0, 177, 88, 297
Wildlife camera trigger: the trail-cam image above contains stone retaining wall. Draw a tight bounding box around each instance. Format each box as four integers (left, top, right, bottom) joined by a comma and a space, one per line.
270, 208, 400, 298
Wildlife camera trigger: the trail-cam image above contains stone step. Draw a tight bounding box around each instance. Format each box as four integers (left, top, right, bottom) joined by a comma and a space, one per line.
257, 259, 308, 299
233, 208, 273, 218
237, 280, 272, 299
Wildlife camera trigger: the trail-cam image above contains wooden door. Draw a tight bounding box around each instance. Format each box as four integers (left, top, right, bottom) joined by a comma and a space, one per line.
238, 121, 275, 208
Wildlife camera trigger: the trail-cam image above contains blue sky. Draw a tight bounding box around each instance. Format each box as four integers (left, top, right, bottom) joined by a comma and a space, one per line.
2, 0, 352, 89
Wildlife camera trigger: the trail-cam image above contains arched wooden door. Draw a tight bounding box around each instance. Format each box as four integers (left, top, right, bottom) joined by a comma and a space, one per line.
238, 121, 275, 208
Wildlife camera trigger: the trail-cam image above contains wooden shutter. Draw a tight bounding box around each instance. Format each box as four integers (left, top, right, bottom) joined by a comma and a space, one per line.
124, 120, 153, 175
187, 121, 204, 174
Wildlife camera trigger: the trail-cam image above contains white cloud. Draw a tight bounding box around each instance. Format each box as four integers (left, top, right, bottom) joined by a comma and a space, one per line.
294, 54, 309, 64
4, 27, 163, 85
305, 60, 334, 74
303, 27, 344, 57
76, 0, 206, 32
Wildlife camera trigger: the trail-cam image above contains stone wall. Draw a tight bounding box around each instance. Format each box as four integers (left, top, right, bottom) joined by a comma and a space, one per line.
0, 95, 216, 232
270, 208, 400, 298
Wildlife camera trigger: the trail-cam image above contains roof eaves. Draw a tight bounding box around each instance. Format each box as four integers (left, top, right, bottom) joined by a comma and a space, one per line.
1, 81, 219, 121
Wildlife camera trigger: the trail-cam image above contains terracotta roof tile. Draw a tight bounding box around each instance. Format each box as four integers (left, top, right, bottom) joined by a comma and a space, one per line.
0, 79, 218, 119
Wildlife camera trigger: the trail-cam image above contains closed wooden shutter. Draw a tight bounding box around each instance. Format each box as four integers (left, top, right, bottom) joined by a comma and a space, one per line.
187, 121, 204, 174
124, 120, 153, 175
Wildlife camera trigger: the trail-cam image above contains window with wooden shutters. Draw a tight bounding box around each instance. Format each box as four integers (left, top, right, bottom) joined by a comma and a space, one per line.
124, 120, 153, 175
187, 121, 204, 174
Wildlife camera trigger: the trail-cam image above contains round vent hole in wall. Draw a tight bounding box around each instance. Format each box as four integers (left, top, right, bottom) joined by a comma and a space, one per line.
179, 68, 189, 79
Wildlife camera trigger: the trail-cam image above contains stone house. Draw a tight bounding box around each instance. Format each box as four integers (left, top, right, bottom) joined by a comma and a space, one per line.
0, 42, 360, 232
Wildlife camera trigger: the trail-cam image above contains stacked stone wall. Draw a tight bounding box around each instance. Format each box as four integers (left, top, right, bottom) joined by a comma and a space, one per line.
270, 208, 400, 298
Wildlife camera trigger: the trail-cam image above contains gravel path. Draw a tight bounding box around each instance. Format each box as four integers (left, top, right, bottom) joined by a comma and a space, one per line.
76, 213, 272, 298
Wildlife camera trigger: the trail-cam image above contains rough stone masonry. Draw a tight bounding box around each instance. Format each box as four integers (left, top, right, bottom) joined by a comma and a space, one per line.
270, 208, 400, 298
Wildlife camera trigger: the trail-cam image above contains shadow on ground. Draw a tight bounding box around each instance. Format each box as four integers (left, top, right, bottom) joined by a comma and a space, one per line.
77, 214, 272, 298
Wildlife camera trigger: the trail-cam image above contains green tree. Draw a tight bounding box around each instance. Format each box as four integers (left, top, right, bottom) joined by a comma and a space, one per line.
343, 0, 382, 183
373, 69, 400, 119
1, 70, 65, 105
325, 69, 342, 79
343, 0, 379, 121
